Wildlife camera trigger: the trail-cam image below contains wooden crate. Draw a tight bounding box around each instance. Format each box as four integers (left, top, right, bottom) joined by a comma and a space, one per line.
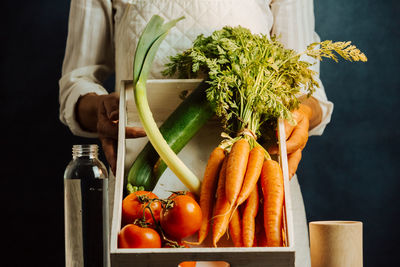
110, 80, 295, 267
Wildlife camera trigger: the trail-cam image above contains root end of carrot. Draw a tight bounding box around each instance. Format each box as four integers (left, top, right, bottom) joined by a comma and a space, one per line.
184, 240, 201, 246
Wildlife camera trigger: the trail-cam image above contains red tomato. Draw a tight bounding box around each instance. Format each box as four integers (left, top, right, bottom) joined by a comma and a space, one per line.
118, 224, 161, 248
121, 191, 161, 226
160, 195, 202, 239
168, 191, 197, 202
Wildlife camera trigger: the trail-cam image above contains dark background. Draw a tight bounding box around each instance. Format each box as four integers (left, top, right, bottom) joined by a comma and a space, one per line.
1, 0, 399, 266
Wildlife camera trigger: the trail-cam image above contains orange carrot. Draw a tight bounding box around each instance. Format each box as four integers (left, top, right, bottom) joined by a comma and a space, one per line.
260, 159, 284, 247
253, 182, 267, 247
252, 235, 258, 247
197, 147, 226, 244
255, 209, 268, 247
225, 139, 250, 205
242, 184, 259, 247
236, 146, 265, 206
212, 158, 231, 247
229, 208, 243, 247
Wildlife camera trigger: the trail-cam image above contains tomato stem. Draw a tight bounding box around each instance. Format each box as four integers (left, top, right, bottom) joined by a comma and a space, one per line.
137, 197, 184, 248
133, 218, 150, 228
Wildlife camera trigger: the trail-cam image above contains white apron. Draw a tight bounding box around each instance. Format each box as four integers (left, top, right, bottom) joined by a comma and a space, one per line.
112, 1, 310, 266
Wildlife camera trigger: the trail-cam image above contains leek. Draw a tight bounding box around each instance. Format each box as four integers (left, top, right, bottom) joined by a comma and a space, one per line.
132, 15, 201, 194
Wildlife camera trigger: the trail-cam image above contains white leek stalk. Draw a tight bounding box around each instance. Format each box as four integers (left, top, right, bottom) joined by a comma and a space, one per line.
132, 15, 201, 194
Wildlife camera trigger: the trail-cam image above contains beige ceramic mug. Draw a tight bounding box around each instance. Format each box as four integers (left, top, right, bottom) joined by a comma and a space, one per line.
309, 221, 363, 267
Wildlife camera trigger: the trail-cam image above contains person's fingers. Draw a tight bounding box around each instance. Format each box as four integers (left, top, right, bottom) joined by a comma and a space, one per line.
286, 116, 309, 154
109, 110, 119, 121
287, 149, 302, 179
267, 116, 297, 155
99, 105, 146, 140
126, 126, 146, 138
267, 144, 278, 155
97, 96, 120, 138
99, 122, 146, 139
103, 93, 119, 120
267, 105, 310, 155
298, 103, 313, 120
100, 137, 117, 175
98, 111, 119, 138
284, 119, 295, 140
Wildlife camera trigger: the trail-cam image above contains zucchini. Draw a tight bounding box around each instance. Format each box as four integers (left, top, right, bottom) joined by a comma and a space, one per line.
127, 81, 214, 191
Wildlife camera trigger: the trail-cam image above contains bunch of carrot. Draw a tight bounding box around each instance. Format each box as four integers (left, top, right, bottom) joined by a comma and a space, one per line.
162, 25, 366, 248
196, 137, 285, 247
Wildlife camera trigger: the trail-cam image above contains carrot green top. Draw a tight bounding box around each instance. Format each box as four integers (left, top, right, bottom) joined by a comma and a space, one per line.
163, 26, 367, 148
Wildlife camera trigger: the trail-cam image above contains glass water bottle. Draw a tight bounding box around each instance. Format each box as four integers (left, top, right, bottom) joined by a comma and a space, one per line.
64, 144, 109, 267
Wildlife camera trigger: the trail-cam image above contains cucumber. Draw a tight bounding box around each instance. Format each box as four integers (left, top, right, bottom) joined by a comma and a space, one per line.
127, 81, 214, 191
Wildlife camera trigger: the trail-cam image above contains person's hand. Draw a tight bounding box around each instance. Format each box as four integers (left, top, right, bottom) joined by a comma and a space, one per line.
96, 93, 146, 174
269, 104, 313, 179
76, 92, 146, 175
